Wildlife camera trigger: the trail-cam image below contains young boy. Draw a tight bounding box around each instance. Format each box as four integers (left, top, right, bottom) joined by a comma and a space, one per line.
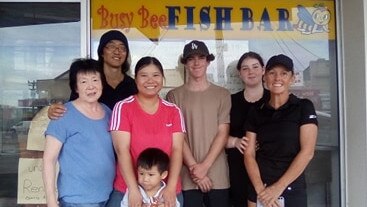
121, 148, 180, 207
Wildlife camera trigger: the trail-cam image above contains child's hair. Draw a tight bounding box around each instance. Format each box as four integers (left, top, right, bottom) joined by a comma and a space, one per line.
137, 148, 170, 174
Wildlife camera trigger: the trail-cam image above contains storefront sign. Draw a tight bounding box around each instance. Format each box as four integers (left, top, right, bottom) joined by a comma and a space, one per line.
91, 0, 335, 40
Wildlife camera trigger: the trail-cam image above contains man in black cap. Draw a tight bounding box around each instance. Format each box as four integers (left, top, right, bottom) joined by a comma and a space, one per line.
48, 30, 137, 116
167, 40, 231, 207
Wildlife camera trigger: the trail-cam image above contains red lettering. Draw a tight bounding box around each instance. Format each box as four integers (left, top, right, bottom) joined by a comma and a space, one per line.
150, 15, 158, 29
158, 15, 168, 29
138, 6, 168, 29
97, 5, 109, 28
96, 5, 133, 32
138, 6, 149, 28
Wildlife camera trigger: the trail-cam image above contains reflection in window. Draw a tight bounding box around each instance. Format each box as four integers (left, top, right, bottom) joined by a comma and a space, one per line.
93, 35, 339, 207
0, 2, 80, 206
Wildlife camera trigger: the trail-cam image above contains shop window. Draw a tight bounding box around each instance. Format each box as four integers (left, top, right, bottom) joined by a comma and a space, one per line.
0, 2, 80, 206
91, 1, 339, 206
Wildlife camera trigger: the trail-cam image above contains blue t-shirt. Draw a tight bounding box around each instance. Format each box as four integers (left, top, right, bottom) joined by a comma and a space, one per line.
45, 102, 115, 203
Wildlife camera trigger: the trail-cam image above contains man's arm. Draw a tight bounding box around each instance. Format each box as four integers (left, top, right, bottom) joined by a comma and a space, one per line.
47, 102, 66, 119
190, 123, 229, 180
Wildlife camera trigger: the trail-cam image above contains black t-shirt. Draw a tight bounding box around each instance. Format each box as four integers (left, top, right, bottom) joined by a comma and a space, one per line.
99, 74, 138, 110
246, 94, 318, 188
226, 89, 270, 200
229, 89, 270, 139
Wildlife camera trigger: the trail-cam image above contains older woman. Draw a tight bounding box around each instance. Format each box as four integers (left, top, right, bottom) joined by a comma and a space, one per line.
110, 56, 185, 207
244, 54, 318, 207
43, 58, 115, 207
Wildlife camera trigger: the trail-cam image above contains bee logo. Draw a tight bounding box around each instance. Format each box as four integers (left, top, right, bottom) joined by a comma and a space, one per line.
294, 4, 331, 35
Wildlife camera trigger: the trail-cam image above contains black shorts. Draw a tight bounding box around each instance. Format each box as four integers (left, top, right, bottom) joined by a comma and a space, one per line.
183, 188, 230, 207
248, 185, 307, 207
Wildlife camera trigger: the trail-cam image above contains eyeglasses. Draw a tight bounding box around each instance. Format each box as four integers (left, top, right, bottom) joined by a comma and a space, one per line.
104, 44, 127, 53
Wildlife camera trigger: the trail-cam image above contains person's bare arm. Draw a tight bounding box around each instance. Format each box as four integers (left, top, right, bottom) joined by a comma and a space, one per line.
244, 131, 265, 195
226, 135, 249, 154
182, 136, 197, 168
43, 135, 62, 207
111, 130, 142, 206
162, 132, 184, 207
257, 123, 318, 206
47, 102, 66, 120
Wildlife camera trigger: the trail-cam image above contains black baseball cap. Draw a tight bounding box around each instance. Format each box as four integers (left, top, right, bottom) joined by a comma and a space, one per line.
265, 54, 294, 73
180, 40, 215, 64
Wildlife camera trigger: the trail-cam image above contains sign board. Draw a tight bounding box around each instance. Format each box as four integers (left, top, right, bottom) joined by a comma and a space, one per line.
91, 0, 335, 40
17, 158, 46, 204
17, 158, 58, 204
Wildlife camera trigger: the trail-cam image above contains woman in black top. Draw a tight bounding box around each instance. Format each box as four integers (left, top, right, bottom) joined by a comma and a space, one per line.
244, 54, 318, 207
226, 51, 269, 207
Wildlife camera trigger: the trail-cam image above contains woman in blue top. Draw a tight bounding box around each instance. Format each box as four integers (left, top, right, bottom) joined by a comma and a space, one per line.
46, 30, 138, 207
43, 58, 115, 207
244, 54, 318, 207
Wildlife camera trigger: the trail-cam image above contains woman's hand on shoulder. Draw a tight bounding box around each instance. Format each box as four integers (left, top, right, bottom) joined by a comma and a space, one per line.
47, 102, 66, 120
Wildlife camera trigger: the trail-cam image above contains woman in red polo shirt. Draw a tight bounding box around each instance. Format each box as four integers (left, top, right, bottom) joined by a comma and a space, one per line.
110, 56, 185, 207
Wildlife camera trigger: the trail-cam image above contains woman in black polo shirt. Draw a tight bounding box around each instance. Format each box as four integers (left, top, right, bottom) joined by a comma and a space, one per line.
244, 54, 318, 207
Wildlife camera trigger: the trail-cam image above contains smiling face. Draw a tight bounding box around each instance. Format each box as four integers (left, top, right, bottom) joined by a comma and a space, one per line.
238, 57, 265, 88
75, 71, 102, 103
102, 40, 127, 68
264, 66, 294, 95
185, 54, 210, 79
135, 63, 164, 98
137, 166, 168, 195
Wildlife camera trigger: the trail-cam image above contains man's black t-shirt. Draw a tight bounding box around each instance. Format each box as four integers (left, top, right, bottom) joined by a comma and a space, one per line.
99, 74, 138, 110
